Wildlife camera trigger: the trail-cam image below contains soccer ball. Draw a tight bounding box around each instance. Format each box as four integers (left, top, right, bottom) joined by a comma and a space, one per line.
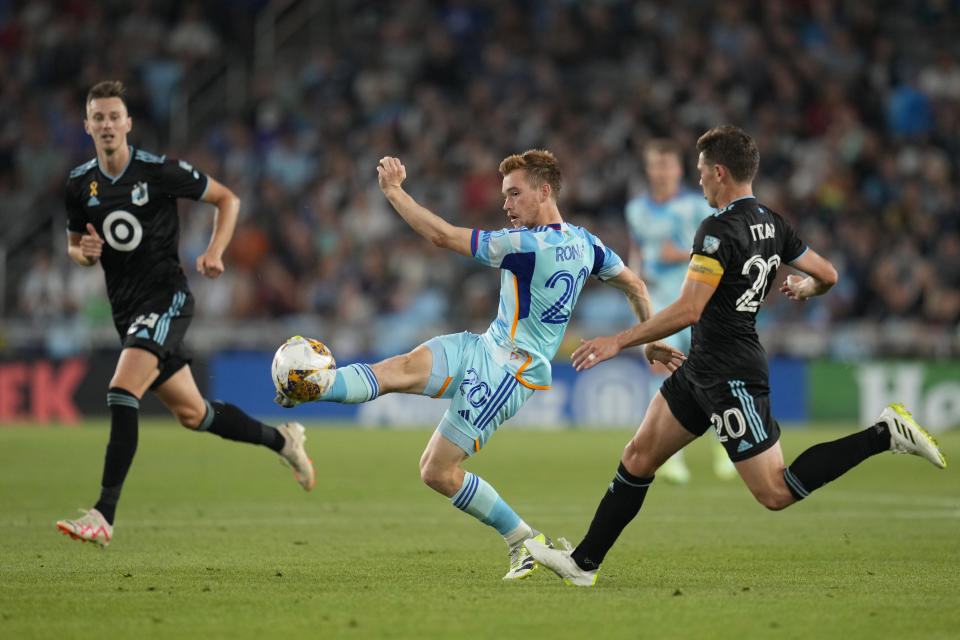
271, 335, 336, 403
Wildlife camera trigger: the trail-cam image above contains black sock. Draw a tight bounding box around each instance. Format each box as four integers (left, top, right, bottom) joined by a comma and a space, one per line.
571, 462, 654, 571
94, 388, 140, 525
203, 400, 284, 452
783, 422, 891, 500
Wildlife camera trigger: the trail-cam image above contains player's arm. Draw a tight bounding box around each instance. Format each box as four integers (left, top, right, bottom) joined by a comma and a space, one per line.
67, 223, 104, 266
197, 177, 240, 278
603, 267, 686, 370
605, 267, 653, 322
780, 248, 838, 301
377, 156, 473, 257
572, 259, 718, 371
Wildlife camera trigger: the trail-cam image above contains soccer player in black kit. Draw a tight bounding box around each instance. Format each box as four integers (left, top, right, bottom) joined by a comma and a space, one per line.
525, 125, 947, 586
56, 81, 316, 548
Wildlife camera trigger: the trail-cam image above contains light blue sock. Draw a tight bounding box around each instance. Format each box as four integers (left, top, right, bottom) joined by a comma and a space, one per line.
450, 471, 522, 535
322, 364, 380, 404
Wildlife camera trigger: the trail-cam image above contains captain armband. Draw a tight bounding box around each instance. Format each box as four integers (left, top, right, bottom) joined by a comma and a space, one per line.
687, 254, 724, 287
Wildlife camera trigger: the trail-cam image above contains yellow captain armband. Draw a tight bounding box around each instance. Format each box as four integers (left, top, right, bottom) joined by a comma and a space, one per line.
687, 254, 724, 287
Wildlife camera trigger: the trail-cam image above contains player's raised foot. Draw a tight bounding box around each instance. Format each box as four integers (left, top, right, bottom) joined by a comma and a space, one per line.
277, 422, 316, 490
504, 531, 552, 580
56, 508, 112, 547
880, 403, 947, 469
713, 444, 738, 480
658, 454, 691, 486
524, 536, 598, 587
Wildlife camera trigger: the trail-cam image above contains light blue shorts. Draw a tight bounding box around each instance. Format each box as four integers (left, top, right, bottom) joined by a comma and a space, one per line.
422, 332, 534, 456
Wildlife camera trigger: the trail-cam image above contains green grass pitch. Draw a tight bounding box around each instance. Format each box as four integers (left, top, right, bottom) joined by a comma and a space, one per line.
1, 421, 958, 639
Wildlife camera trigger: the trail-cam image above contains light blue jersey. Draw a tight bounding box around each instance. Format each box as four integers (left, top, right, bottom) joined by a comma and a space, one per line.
625, 189, 712, 306
625, 189, 712, 351
471, 222, 624, 389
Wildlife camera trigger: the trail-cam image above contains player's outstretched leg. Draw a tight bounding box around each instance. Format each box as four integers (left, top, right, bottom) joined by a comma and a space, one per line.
57, 508, 113, 547
197, 400, 316, 491
881, 403, 947, 468
276, 422, 316, 490
782, 402, 945, 501
306, 365, 378, 404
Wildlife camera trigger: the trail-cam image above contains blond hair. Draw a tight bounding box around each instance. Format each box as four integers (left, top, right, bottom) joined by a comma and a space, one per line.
498, 149, 562, 199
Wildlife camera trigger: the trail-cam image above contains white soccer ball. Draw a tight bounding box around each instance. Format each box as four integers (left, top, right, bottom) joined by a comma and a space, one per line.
271, 335, 336, 403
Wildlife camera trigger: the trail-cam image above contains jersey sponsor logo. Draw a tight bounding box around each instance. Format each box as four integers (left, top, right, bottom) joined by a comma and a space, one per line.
749, 223, 775, 241
702, 235, 720, 254
102, 210, 144, 252
131, 181, 149, 206
555, 243, 585, 262
687, 254, 723, 287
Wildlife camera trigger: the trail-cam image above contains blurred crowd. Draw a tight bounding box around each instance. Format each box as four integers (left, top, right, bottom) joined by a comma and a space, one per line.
3, 0, 959, 359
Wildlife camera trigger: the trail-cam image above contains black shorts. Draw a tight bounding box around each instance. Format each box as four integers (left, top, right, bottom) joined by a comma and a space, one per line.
116, 289, 194, 389
660, 364, 781, 462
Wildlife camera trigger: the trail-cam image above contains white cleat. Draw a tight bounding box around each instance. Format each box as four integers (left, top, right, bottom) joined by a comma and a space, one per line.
880, 403, 947, 469
277, 422, 317, 490
57, 508, 113, 547
504, 532, 552, 580
524, 536, 598, 587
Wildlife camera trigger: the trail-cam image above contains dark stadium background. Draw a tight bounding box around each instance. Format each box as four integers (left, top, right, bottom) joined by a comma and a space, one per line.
1, 1, 957, 431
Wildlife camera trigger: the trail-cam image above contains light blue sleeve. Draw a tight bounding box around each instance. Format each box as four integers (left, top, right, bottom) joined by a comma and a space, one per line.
473, 228, 529, 268
586, 230, 625, 281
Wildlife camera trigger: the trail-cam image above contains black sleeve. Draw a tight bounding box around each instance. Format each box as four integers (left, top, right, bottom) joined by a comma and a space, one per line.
779, 215, 806, 263
156, 157, 210, 200
691, 216, 734, 271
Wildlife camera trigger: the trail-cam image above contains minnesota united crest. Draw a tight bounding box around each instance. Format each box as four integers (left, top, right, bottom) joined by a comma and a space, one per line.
131, 181, 149, 206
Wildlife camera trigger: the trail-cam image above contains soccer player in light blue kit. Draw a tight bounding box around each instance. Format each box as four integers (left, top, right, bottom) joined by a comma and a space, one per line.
626, 139, 734, 484
277, 150, 683, 579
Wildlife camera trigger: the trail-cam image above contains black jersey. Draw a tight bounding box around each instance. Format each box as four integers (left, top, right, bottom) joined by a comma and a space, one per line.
65, 147, 209, 324
685, 196, 806, 383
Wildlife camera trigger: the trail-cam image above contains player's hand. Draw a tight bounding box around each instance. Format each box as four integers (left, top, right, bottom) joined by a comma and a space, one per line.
644, 341, 686, 372
274, 392, 298, 408
571, 335, 620, 371
780, 274, 808, 301
377, 156, 406, 191
80, 223, 104, 265
197, 252, 224, 278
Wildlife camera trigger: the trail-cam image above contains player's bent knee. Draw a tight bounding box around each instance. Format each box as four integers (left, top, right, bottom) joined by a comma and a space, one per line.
419, 461, 457, 496
622, 439, 657, 477
753, 487, 795, 511
173, 405, 205, 430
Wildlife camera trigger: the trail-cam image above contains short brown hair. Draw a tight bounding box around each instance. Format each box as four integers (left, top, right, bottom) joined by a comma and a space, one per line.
498, 149, 562, 200
696, 125, 759, 183
86, 80, 128, 110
